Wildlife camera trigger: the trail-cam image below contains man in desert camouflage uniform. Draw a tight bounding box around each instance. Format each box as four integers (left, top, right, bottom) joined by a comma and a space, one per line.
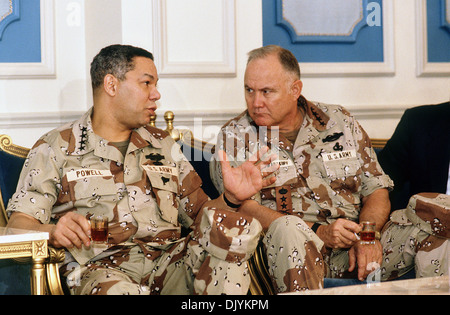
210, 45, 394, 293
381, 193, 449, 280
6, 45, 278, 295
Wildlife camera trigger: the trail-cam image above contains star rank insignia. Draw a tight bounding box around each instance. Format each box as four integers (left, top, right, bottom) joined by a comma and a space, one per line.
276, 186, 293, 214
311, 108, 326, 127
78, 126, 88, 151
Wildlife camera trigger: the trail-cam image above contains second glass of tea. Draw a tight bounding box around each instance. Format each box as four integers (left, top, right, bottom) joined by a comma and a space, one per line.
360, 221, 376, 245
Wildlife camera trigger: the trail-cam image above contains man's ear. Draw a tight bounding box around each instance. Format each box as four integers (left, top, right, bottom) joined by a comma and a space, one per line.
104, 74, 118, 96
291, 80, 303, 100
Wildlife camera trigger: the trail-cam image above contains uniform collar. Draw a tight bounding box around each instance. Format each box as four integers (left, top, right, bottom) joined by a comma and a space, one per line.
66, 108, 163, 160
293, 98, 337, 147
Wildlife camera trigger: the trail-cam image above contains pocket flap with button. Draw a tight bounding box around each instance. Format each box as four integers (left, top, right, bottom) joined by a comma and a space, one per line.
322, 150, 360, 178
142, 165, 178, 192
143, 164, 179, 225
66, 169, 117, 200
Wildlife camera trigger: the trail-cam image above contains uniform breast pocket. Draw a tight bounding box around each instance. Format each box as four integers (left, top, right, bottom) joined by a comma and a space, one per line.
144, 166, 180, 225
323, 157, 361, 179
322, 157, 362, 192
71, 176, 117, 203
146, 170, 179, 193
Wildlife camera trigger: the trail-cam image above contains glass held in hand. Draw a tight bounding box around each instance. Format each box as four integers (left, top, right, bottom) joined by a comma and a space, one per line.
359, 221, 376, 245
89, 215, 109, 244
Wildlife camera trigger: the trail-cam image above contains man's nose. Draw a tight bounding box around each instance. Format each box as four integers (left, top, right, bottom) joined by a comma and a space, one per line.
150, 88, 161, 101
252, 93, 264, 108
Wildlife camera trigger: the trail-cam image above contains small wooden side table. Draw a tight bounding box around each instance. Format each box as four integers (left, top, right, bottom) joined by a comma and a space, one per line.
0, 227, 49, 295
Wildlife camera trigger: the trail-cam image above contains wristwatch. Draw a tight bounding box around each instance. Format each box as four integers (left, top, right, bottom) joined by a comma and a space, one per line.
375, 231, 381, 240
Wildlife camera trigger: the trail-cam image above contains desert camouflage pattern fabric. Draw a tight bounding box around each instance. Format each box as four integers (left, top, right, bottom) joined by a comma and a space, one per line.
381, 193, 449, 280
210, 99, 393, 292
7, 108, 261, 295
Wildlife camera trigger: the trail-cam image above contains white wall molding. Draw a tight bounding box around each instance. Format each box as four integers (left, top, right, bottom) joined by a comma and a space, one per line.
415, 0, 450, 76
156, 107, 405, 143
0, 0, 56, 79
152, 0, 236, 77
0, 106, 405, 130
0, 111, 82, 129
0, 105, 406, 147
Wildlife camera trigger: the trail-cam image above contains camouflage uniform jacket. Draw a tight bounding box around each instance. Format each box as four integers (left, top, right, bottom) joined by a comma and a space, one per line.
210, 100, 394, 224
7, 108, 261, 265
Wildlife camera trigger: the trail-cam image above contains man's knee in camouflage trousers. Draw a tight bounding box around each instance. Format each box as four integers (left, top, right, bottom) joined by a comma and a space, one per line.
263, 216, 326, 292
381, 193, 449, 280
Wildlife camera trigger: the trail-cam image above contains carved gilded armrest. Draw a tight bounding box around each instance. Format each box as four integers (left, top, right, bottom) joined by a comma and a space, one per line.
46, 246, 66, 295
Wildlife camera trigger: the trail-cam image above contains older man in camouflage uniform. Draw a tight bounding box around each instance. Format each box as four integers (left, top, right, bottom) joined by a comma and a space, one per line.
6, 45, 278, 295
210, 45, 394, 293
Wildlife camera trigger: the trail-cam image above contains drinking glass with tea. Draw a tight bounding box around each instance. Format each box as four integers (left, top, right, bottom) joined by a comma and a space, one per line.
359, 221, 376, 245
90, 215, 109, 244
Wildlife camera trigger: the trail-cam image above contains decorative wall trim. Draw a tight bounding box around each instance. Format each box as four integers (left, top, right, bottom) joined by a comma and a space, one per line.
0, 0, 20, 40
0, 107, 405, 144
300, 0, 395, 77
441, 0, 450, 33
152, 0, 236, 78
0, 0, 55, 79
416, 0, 450, 76
0, 111, 82, 129
277, 0, 369, 43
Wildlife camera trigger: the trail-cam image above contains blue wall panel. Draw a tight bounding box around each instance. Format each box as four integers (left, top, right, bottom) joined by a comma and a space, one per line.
427, 0, 450, 62
263, 0, 384, 63
0, 0, 41, 63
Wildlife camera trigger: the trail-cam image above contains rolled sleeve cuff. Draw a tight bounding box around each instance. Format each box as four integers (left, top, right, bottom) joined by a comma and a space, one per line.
195, 207, 262, 263
361, 174, 394, 198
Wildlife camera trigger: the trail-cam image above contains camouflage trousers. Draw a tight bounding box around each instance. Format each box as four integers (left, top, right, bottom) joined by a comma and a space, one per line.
262, 215, 326, 293
262, 215, 370, 293
65, 236, 251, 295
380, 193, 449, 280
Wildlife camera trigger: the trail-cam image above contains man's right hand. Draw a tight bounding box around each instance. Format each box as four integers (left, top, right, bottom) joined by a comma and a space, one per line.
7, 211, 91, 250
316, 218, 361, 249
49, 212, 91, 249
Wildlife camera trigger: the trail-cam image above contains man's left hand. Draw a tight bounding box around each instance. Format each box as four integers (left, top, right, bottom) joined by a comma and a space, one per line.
219, 147, 278, 205
348, 240, 383, 281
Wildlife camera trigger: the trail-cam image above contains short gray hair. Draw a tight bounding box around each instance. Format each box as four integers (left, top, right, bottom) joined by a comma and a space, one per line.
247, 45, 301, 80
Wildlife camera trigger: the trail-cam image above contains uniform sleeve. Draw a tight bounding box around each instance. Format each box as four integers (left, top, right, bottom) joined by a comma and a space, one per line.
352, 116, 394, 197
195, 206, 262, 263
7, 139, 60, 224
209, 127, 226, 195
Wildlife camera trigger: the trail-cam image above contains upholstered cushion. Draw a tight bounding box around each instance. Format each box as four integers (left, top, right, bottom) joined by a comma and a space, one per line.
0, 259, 31, 295
0, 150, 26, 207
179, 141, 219, 200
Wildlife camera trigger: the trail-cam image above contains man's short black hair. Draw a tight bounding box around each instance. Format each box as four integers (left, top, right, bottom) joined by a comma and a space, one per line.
90, 44, 154, 92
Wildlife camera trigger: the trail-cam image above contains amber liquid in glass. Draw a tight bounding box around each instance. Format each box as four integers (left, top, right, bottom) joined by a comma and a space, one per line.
360, 231, 375, 242
91, 228, 108, 242
90, 218, 108, 243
